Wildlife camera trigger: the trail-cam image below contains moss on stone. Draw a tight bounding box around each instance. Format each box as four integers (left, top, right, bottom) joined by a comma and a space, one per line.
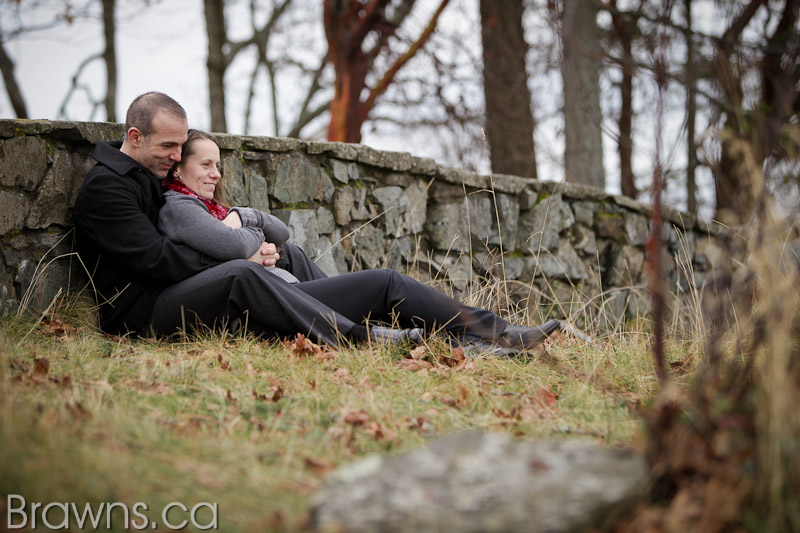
1, 230, 23, 244
278, 201, 315, 210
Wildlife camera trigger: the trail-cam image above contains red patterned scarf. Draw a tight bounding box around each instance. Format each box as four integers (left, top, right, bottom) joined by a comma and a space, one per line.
162, 178, 229, 221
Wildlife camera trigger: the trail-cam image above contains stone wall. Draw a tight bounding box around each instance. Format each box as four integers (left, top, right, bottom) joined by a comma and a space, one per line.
0, 119, 726, 326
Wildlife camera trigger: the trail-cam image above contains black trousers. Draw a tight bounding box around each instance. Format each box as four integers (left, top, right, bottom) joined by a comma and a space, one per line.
147, 248, 507, 345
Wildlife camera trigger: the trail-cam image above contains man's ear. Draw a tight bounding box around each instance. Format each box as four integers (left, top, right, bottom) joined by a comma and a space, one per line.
126, 127, 143, 147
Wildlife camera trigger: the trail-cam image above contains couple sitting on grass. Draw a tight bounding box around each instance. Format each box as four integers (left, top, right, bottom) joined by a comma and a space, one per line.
73, 91, 559, 355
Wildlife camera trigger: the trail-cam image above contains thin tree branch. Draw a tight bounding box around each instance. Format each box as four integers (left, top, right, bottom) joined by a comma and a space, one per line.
58, 52, 103, 120
363, 0, 449, 118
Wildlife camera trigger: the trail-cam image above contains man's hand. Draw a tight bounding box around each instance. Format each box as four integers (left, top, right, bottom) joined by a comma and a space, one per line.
247, 242, 280, 266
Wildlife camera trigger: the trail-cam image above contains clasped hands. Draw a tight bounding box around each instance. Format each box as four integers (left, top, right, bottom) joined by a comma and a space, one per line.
222, 210, 280, 267
248, 241, 280, 267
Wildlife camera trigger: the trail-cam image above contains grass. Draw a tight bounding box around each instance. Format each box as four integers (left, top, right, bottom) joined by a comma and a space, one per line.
0, 301, 671, 532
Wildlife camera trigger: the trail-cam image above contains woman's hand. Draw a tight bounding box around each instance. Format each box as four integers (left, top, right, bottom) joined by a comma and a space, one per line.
221, 211, 242, 228
247, 241, 280, 266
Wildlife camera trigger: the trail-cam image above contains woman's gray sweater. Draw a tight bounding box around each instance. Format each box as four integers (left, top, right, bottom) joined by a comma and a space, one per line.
158, 191, 299, 283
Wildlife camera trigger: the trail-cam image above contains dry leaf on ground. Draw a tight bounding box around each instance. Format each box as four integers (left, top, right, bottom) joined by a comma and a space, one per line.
304, 457, 336, 475
400, 358, 432, 371
341, 408, 370, 426
32, 357, 50, 379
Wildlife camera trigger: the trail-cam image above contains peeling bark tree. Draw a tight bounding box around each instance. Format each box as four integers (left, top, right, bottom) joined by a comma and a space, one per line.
479, 0, 537, 179
323, 0, 450, 143
562, 0, 605, 189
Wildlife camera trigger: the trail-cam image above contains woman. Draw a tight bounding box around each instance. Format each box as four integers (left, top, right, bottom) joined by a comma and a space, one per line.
158, 131, 301, 284
158, 129, 559, 353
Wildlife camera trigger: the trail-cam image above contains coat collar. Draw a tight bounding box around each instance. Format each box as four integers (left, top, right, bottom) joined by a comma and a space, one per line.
92, 141, 152, 178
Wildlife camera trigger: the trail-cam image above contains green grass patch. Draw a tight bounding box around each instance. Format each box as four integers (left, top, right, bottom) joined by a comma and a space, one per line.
0, 312, 662, 531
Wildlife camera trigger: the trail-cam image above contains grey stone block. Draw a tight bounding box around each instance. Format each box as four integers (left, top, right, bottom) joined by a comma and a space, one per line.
310, 431, 646, 533
242, 135, 301, 153
304, 141, 358, 160
246, 169, 270, 212
518, 194, 567, 252
0, 191, 28, 233
467, 193, 493, 246
352, 224, 385, 269
534, 239, 590, 281
271, 154, 334, 204
426, 202, 467, 252
332, 188, 354, 226
219, 155, 248, 206
570, 224, 598, 256
490, 193, 519, 250
273, 209, 318, 252
315, 207, 335, 235
0, 136, 48, 191
571, 200, 597, 226
595, 212, 627, 242
330, 159, 358, 184
402, 180, 427, 234
606, 245, 645, 287
624, 213, 649, 246
373, 186, 408, 238
27, 150, 94, 228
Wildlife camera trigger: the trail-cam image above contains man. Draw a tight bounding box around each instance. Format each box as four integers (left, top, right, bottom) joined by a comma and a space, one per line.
73, 92, 350, 343
74, 92, 558, 351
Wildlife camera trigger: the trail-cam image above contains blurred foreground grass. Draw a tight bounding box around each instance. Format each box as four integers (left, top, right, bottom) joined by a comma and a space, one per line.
0, 310, 672, 532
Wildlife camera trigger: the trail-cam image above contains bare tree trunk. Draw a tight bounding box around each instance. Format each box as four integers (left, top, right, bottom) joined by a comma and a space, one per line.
102, 0, 116, 122
0, 35, 28, 118
479, 0, 537, 179
684, 0, 697, 214
562, 0, 604, 189
204, 0, 228, 132
712, 0, 766, 224
610, 1, 636, 199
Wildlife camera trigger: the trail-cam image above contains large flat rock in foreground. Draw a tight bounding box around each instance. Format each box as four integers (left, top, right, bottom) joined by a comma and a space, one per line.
310, 430, 647, 532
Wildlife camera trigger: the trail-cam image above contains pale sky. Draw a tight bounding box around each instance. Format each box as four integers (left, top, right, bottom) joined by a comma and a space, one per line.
0, 0, 717, 218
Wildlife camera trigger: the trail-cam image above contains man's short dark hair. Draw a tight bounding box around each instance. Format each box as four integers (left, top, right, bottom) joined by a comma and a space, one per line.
125, 92, 187, 137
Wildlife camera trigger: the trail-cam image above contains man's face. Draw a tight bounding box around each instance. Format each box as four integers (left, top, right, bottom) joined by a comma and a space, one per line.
136, 111, 188, 178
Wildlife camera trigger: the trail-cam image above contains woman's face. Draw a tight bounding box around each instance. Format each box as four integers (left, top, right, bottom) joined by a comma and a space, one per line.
175, 138, 221, 200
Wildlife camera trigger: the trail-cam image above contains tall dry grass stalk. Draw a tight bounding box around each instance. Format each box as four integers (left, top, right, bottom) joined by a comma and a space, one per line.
634, 140, 800, 532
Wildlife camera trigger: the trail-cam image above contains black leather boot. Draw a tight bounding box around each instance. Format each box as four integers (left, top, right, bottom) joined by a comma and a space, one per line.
497, 319, 561, 351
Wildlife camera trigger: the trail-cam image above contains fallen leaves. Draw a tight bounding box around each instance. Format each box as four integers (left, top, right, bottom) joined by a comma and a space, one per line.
9, 356, 73, 388
283, 334, 334, 362
33, 357, 50, 378
490, 384, 559, 426
303, 457, 336, 475
331, 408, 399, 445
40, 318, 82, 337
400, 357, 432, 371
364, 421, 398, 442
217, 353, 233, 371
340, 408, 370, 426
253, 377, 284, 402
399, 345, 473, 372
